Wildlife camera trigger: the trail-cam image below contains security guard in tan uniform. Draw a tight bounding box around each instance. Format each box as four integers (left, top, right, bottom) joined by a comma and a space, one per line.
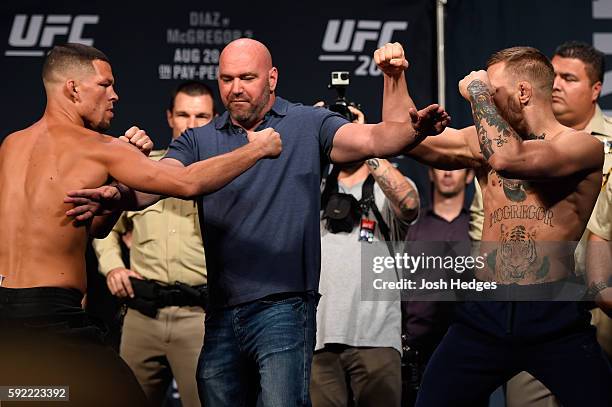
94, 81, 215, 407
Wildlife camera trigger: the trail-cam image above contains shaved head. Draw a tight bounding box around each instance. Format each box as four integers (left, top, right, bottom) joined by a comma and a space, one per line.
218, 38, 278, 129
220, 38, 273, 70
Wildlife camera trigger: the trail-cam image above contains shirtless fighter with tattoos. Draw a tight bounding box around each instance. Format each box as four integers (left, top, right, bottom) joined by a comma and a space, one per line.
392, 46, 612, 406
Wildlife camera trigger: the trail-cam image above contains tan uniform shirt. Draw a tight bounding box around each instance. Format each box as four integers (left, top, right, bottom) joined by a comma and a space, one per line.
585, 107, 612, 356
575, 106, 612, 274
93, 150, 207, 286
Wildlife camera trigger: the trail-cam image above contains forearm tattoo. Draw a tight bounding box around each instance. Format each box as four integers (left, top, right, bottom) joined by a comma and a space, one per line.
586, 281, 609, 300
371, 163, 418, 214
399, 189, 419, 214
467, 80, 521, 160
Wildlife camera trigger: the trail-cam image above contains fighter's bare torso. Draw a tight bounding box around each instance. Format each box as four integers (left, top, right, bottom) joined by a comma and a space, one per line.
0, 117, 113, 292
473, 129, 602, 283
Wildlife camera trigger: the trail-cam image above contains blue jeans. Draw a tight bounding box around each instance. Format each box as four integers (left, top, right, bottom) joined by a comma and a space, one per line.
196, 292, 318, 407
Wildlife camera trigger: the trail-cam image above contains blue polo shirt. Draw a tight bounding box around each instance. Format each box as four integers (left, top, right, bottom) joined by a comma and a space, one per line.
165, 97, 349, 308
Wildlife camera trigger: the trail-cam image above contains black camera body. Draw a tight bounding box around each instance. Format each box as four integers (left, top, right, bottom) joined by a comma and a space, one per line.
324, 71, 360, 122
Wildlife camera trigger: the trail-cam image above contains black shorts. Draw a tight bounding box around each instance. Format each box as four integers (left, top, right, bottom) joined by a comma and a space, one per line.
0, 286, 147, 407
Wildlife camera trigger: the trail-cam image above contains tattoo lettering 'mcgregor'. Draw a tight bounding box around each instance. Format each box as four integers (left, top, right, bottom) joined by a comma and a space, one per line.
489, 204, 554, 228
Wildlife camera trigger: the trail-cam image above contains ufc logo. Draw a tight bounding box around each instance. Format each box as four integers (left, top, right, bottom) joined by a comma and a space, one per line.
321, 20, 408, 53
7, 14, 99, 52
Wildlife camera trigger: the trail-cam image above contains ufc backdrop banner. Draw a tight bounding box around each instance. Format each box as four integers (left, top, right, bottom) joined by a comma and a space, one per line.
445, 0, 612, 128
0, 0, 436, 148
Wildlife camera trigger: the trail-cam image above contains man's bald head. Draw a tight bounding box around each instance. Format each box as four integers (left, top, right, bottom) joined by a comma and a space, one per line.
42, 43, 109, 86
220, 38, 273, 70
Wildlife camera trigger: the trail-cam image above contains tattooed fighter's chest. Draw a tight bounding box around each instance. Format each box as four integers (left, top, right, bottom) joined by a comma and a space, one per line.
482, 170, 557, 234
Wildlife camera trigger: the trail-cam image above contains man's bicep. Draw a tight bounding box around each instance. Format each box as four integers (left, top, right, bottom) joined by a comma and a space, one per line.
536, 136, 602, 176
569, 136, 604, 173
104, 142, 185, 196
160, 157, 186, 168
329, 123, 372, 164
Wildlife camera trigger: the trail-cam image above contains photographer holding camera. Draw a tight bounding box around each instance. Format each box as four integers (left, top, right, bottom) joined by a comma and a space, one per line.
311, 93, 420, 407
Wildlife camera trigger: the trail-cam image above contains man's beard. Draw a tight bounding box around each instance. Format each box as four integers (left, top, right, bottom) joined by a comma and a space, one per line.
228, 84, 270, 126
499, 96, 522, 129
85, 120, 111, 132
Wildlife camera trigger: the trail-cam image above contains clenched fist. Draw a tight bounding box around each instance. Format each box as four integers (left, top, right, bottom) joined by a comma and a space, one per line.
120, 126, 154, 156
247, 127, 282, 158
459, 70, 493, 101
374, 42, 409, 77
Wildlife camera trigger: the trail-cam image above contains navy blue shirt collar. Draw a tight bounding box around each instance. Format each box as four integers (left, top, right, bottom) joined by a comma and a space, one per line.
214, 96, 290, 130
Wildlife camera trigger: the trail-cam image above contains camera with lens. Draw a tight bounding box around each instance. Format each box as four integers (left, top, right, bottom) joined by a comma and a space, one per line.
324, 71, 361, 122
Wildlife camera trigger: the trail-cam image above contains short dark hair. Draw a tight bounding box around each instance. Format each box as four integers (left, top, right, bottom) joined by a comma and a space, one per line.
42, 43, 109, 83
168, 81, 216, 114
553, 41, 605, 84
487, 46, 555, 94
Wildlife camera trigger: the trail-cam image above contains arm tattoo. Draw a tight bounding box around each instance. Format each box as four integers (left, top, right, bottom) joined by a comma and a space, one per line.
373, 167, 418, 216
467, 80, 521, 160
399, 189, 418, 214
586, 281, 609, 300
374, 167, 395, 191
366, 159, 380, 170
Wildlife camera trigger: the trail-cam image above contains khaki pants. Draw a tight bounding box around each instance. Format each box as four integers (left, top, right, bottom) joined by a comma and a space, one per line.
505, 372, 560, 407
310, 346, 401, 407
592, 308, 612, 357
121, 306, 205, 407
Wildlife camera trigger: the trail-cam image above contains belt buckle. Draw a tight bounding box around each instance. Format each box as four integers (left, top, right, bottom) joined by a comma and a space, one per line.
0, 274, 5, 287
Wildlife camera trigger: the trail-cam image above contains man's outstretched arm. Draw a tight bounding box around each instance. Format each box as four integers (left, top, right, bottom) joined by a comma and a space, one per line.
88, 126, 153, 237
66, 128, 281, 222
329, 105, 450, 164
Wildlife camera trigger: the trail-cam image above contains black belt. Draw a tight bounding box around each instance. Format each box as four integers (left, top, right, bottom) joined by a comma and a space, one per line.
125, 278, 208, 318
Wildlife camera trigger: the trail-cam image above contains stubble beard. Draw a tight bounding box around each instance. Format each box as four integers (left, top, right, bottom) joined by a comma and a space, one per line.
228, 84, 271, 128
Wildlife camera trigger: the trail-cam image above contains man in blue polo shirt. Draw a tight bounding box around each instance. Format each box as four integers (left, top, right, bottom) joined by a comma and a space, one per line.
171, 39, 450, 407
68, 39, 449, 406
